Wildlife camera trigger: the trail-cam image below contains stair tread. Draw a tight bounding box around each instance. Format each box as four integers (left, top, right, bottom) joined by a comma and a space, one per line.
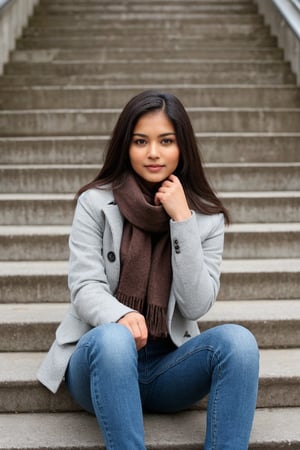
0, 225, 71, 235
1, 191, 300, 199
0, 408, 299, 449
1, 258, 300, 274
1, 222, 300, 235
202, 299, 300, 322
2, 162, 300, 169
2, 107, 300, 112
1, 132, 300, 140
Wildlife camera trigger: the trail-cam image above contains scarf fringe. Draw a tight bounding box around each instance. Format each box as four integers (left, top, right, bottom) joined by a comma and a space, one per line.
116, 291, 144, 312
146, 304, 168, 338
116, 291, 168, 338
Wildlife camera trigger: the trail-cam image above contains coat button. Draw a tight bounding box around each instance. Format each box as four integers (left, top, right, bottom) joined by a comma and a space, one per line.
107, 251, 116, 262
174, 239, 180, 253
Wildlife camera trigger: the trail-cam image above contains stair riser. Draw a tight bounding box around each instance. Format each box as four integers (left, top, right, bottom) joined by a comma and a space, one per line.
224, 231, 300, 258
38, 0, 254, 3
1, 110, 299, 136
11, 48, 282, 62
219, 272, 300, 300
0, 274, 68, 303
24, 21, 268, 31
0, 136, 298, 164
35, 4, 258, 14
2, 231, 299, 261
223, 196, 300, 223
38, 0, 254, 4
0, 235, 69, 261
17, 36, 277, 50
201, 320, 300, 349
0, 379, 298, 413
0, 271, 299, 303
22, 25, 269, 39
0, 383, 79, 414
29, 14, 264, 26
8, 61, 286, 75
0, 318, 299, 351
2, 87, 299, 110
1, 166, 299, 192
0, 70, 294, 85
1, 197, 299, 225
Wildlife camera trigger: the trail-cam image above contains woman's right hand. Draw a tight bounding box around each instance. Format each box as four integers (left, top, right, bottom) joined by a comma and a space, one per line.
117, 312, 148, 350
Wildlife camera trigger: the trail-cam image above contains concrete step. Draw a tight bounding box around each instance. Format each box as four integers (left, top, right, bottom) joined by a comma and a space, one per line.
200, 300, 300, 347
0, 299, 299, 350
221, 191, 300, 223
11, 44, 284, 59
0, 259, 299, 303
29, 13, 264, 27
0, 226, 70, 261
29, 13, 265, 26
38, 0, 254, 4
1, 192, 299, 225
2, 85, 299, 109
1, 69, 294, 85
4, 61, 294, 82
1, 408, 299, 449
22, 24, 270, 39
35, 3, 259, 14
16, 35, 277, 50
1, 163, 300, 193
224, 223, 300, 258
1, 223, 299, 261
1, 108, 299, 137
0, 347, 299, 412
0, 134, 299, 164
39, 0, 254, 3
219, 258, 300, 300
10, 47, 284, 62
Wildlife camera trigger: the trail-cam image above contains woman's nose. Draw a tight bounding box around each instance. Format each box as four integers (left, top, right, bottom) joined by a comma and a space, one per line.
148, 143, 159, 158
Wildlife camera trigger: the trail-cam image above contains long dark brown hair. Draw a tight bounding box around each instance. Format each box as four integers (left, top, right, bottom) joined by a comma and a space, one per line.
77, 90, 230, 224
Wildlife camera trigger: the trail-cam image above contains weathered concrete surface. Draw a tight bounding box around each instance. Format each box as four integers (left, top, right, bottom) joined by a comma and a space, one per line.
0, 0, 39, 75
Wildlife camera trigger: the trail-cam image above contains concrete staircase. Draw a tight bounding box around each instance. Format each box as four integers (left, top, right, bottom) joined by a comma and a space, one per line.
0, 0, 300, 448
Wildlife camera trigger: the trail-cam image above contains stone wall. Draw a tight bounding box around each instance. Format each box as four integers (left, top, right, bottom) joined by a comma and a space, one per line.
0, 0, 39, 75
255, 0, 300, 84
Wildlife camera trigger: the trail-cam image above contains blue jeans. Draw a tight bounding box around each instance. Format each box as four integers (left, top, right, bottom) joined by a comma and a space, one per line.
65, 323, 259, 450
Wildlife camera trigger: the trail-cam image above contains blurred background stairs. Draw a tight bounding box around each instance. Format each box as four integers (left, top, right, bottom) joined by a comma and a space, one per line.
0, 0, 300, 448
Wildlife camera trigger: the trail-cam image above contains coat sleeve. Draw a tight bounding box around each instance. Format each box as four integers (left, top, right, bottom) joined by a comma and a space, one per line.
68, 190, 135, 326
169, 211, 224, 320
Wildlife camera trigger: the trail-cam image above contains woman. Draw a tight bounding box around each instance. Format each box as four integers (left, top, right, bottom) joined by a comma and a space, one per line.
37, 90, 259, 449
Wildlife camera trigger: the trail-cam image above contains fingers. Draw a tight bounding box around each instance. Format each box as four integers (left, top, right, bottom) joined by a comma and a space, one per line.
117, 312, 148, 350
155, 175, 191, 222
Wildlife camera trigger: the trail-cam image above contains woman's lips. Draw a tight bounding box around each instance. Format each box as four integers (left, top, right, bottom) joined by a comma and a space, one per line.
145, 165, 164, 172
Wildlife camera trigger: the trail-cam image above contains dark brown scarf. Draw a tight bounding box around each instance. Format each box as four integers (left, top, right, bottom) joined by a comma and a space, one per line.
113, 172, 172, 338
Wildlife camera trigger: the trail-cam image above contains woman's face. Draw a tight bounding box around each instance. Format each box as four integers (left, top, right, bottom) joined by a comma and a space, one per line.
129, 110, 180, 186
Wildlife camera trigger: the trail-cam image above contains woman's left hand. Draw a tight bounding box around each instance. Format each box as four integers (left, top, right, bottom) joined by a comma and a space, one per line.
154, 174, 192, 222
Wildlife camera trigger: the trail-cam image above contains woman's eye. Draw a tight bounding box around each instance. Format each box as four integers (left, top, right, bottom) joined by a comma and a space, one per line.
134, 139, 146, 145
161, 138, 173, 145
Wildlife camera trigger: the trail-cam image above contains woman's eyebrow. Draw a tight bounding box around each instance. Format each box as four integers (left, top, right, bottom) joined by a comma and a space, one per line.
132, 132, 176, 137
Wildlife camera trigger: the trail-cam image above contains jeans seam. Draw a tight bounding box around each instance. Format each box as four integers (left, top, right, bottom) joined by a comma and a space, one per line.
89, 335, 115, 450
210, 350, 222, 450
139, 344, 216, 384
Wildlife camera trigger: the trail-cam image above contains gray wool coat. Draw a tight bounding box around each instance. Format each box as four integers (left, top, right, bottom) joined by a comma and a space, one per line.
37, 187, 225, 394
